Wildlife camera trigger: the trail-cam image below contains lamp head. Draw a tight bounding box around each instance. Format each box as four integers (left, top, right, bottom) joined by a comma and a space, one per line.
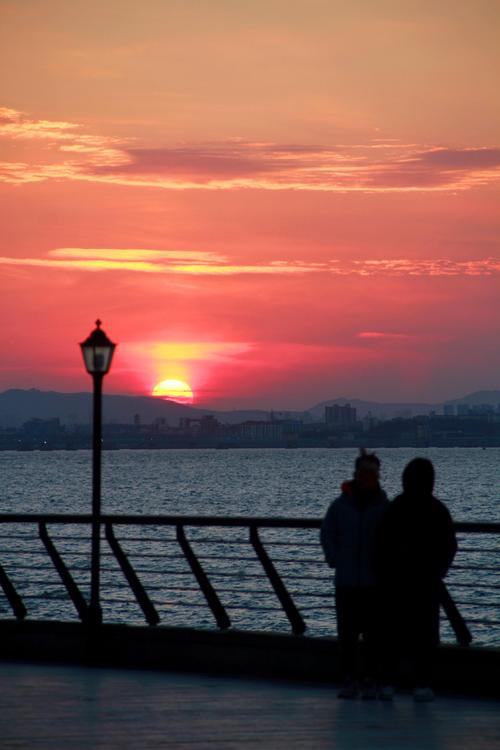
80, 319, 116, 375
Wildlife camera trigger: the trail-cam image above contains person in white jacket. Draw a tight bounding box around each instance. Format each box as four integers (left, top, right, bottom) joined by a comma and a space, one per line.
320, 449, 388, 698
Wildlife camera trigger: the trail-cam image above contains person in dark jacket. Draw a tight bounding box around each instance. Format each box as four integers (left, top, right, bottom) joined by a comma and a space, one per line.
320, 450, 388, 698
376, 457, 457, 702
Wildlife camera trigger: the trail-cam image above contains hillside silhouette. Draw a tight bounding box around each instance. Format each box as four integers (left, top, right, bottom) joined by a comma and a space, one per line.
1, 388, 499, 428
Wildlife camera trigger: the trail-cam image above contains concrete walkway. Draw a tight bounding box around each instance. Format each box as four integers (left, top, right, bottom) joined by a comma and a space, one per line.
0, 662, 498, 750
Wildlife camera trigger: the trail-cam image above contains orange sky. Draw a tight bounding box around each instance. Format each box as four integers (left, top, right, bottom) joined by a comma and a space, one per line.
1, 1, 499, 409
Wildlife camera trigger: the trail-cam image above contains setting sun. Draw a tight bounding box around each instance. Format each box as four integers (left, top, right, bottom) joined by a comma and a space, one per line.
152, 379, 194, 404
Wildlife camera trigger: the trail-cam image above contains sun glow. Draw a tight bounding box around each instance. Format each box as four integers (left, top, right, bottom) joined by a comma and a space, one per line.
152, 379, 194, 404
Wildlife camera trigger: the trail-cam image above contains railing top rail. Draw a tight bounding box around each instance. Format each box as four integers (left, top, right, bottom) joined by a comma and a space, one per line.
454, 521, 500, 534
0, 513, 498, 533
0, 513, 320, 528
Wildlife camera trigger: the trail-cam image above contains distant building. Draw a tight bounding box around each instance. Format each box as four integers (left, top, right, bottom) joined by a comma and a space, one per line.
443, 404, 456, 416
457, 404, 470, 416
237, 421, 283, 441
179, 417, 200, 433
200, 415, 220, 433
152, 417, 168, 431
472, 404, 494, 415
325, 404, 357, 427
279, 419, 302, 435
395, 409, 412, 419
22, 417, 63, 436
362, 412, 378, 432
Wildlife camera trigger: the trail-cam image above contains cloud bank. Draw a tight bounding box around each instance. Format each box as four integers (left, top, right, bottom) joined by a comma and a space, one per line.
1, 247, 499, 278
1, 107, 500, 193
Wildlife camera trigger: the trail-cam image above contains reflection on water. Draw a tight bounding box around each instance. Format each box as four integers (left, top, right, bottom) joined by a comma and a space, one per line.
1, 446, 499, 519
0, 448, 498, 643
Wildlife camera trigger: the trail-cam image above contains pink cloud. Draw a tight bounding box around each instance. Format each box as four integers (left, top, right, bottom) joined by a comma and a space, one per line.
1, 107, 500, 192
0, 248, 498, 278
0, 248, 323, 276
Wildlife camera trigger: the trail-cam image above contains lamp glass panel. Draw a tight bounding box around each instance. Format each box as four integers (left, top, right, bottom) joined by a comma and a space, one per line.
81, 344, 115, 374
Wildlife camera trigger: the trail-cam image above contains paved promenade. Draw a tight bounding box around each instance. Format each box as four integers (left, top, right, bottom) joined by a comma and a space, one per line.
0, 662, 498, 749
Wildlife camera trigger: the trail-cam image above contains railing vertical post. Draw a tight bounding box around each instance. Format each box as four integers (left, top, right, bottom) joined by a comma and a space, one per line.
89, 372, 103, 626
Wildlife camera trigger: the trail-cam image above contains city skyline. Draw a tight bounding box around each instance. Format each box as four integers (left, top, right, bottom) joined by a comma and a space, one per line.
4, 393, 500, 451
1, 2, 499, 410
2, 383, 500, 425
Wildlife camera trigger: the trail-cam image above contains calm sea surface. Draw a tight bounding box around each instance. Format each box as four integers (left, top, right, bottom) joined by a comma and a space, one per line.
1, 446, 499, 519
0, 448, 499, 644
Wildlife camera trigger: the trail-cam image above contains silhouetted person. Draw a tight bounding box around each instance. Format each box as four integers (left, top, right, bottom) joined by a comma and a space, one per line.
376, 458, 457, 702
320, 449, 388, 698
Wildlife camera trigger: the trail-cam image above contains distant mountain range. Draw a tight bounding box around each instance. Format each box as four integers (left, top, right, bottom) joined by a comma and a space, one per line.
0, 388, 499, 427
0, 389, 271, 428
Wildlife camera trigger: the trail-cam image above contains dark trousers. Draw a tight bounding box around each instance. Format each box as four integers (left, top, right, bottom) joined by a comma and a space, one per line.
335, 585, 379, 681
380, 585, 440, 687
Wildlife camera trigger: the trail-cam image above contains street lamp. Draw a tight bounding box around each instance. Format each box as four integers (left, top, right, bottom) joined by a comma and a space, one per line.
80, 320, 116, 626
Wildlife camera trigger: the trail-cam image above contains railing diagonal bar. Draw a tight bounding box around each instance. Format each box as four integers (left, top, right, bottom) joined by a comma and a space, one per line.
105, 523, 160, 626
38, 522, 88, 621
250, 526, 306, 636
176, 524, 230, 630
439, 581, 473, 646
0, 562, 27, 620
0, 515, 496, 645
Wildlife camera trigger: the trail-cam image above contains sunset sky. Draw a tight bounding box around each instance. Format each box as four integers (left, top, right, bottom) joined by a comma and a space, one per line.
1, 1, 499, 409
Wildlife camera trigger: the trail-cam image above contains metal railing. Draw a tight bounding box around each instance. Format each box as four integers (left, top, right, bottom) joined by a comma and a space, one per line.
0, 515, 499, 645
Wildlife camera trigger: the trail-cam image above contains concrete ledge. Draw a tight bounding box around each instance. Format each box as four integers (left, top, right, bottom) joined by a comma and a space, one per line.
0, 620, 498, 697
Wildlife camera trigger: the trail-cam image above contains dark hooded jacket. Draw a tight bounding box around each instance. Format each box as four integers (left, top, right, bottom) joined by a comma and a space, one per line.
320, 481, 388, 587
375, 492, 456, 588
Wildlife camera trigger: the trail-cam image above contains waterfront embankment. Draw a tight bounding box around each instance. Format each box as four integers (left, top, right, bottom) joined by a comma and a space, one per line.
1, 620, 499, 699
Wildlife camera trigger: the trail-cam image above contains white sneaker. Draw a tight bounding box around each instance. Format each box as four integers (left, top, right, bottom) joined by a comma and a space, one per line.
413, 687, 435, 702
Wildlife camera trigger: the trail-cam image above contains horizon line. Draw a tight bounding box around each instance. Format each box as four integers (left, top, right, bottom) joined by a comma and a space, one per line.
1, 385, 500, 411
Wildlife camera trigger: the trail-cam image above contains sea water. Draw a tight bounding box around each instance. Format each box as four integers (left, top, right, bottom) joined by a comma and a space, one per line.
1, 447, 498, 519
0, 448, 498, 644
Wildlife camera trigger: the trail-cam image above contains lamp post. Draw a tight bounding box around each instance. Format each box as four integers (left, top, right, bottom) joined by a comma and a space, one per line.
80, 320, 116, 626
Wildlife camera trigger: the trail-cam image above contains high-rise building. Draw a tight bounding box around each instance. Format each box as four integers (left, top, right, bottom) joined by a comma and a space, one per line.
325, 403, 357, 426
